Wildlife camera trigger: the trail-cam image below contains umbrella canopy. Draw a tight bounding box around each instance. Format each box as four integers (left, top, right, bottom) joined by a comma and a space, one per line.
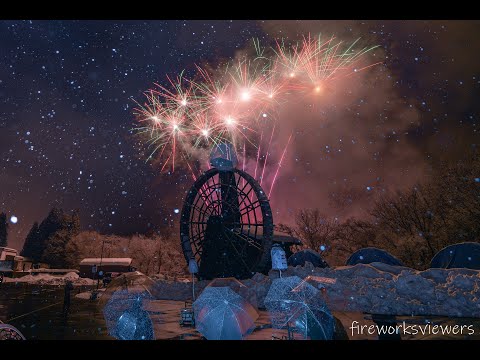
430, 242, 480, 270
207, 277, 258, 309
346, 247, 403, 266
98, 271, 155, 306
264, 276, 334, 340
0, 324, 26, 340
288, 249, 329, 268
103, 289, 155, 340
193, 286, 259, 340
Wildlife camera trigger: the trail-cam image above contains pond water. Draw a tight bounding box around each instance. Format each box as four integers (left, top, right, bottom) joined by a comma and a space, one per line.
1, 283, 479, 340
0, 283, 111, 340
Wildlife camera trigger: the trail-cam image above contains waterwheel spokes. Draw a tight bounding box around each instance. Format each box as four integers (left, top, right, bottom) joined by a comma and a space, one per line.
180, 167, 274, 280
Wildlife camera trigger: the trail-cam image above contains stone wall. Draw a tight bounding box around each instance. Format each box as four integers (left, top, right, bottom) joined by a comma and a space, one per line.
150, 262, 480, 318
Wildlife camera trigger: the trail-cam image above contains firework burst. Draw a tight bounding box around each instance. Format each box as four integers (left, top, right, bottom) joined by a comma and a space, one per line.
133, 33, 380, 194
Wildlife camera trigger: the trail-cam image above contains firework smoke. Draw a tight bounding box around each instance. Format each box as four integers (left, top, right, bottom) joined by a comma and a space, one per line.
133, 33, 380, 198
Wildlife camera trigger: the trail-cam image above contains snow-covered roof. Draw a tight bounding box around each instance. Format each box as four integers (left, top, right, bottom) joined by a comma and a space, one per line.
32, 268, 79, 273
0, 247, 18, 255
272, 234, 303, 245
79, 258, 133, 266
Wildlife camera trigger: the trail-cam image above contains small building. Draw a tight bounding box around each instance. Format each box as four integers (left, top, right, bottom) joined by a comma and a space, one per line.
0, 247, 19, 276
13, 255, 33, 272
0, 247, 57, 278
0, 247, 18, 261
79, 258, 134, 279
4, 254, 51, 278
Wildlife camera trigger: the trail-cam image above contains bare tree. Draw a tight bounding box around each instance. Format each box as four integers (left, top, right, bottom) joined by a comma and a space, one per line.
371, 184, 443, 258
277, 209, 340, 259
335, 219, 379, 254
434, 156, 480, 242
155, 238, 163, 275
66, 231, 188, 277
276, 153, 480, 270
369, 156, 480, 269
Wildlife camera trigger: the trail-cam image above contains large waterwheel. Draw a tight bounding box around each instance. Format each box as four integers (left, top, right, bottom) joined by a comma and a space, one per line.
180, 143, 274, 280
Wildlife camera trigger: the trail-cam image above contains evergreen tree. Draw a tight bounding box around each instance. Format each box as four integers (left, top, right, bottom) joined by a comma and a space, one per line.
64, 237, 81, 269
42, 229, 72, 268
70, 209, 81, 236
61, 210, 82, 268
41, 208, 81, 268
21, 222, 40, 259
34, 208, 64, 262
0, 212, 8, 247
20, 208, 81, 267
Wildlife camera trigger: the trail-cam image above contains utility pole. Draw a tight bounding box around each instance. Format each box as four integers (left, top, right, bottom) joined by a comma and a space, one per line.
97, 238, 106, 290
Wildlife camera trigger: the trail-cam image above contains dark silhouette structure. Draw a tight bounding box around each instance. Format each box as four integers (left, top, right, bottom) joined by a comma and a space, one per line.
430, 242, 480, 270
0, 213, 8, 248
21, 208, 80, 268
180, 143, 274, 280
62, 280, 74, 317
288, 249, 329, 268
346, 247, 404, 266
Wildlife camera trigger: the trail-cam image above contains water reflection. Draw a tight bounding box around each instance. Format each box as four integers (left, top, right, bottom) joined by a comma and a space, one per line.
1, 283, 480, 340
0, 283, 111, 340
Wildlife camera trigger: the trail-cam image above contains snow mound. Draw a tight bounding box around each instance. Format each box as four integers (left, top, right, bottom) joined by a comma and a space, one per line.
75, 291, 93, 299
5, 272, 95, 286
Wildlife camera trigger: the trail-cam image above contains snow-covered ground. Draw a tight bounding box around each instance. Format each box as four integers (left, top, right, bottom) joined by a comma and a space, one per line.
4, 272, 95, 286
149, 263, 480, 318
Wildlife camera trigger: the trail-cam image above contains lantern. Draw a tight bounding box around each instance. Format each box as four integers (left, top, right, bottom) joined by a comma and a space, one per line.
271, 243, 288, 277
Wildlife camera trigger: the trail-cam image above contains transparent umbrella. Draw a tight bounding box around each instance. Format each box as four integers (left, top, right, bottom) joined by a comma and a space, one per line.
193, 286, 258, 340
0, 323, 26, 340
206, 277, 258, 309
264, 276, 334, 340
103, 289, 155, 340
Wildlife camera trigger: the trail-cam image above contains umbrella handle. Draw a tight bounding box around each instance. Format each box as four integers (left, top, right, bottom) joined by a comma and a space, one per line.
192, 273, 195, 301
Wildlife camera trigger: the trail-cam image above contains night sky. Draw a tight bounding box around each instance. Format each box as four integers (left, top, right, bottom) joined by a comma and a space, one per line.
1, 20, 479, 250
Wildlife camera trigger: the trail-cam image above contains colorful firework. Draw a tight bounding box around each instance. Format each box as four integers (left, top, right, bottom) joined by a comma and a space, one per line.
133, 33, 380, 196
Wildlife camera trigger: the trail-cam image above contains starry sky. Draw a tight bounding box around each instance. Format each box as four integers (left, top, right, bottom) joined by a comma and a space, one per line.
1, 20, 479, 250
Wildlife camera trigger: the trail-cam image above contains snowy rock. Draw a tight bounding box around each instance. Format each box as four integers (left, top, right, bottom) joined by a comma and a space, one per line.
395, 273, 435, 298
420, 268, 449, 283
251, 272, 268, 283
449, 268, 480, 277
448, 274, 475, 291
150, 264, 480, 317
331, 264, 380, 279
369, 262, 411, 276
303, 261, 315, 271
